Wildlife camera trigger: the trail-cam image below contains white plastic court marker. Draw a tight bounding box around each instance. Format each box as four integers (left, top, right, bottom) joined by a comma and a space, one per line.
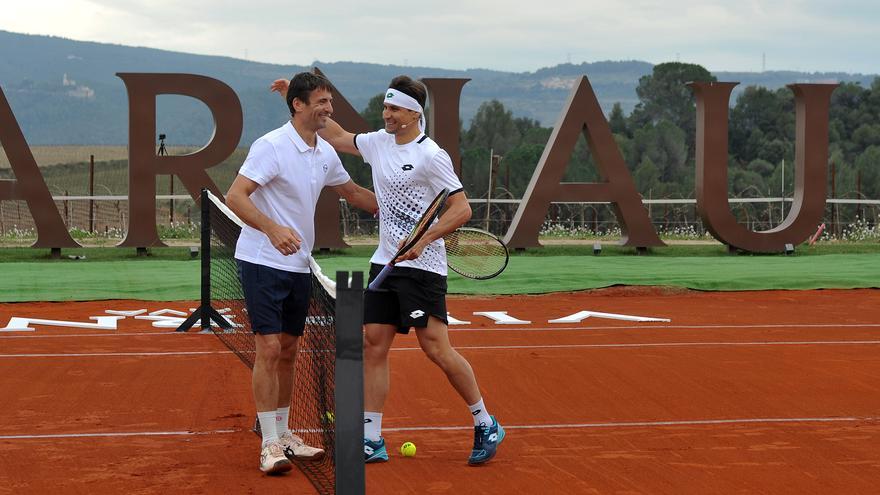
472, 311, 531, 325
105, 309, 148, 316
447, 313, 471, 325
136, 316, 186, 328
0, 318, 36, 332
0, 316, 124, 331
549, 311, 671, 324
135, 309, 192, 329
148, 309, 188, 317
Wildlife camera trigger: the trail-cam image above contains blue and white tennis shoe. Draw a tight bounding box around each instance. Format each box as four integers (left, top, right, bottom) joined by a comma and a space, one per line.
468, 416, 505, 465
364, 437, 389, 463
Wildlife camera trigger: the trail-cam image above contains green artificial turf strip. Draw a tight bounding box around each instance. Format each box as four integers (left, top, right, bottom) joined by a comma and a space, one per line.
1, 251, 877, 302
316, 253, 880, 295
0, 260, 200, 302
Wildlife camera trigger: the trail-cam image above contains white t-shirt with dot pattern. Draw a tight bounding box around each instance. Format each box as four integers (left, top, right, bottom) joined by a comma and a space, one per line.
355, 130, 463, 276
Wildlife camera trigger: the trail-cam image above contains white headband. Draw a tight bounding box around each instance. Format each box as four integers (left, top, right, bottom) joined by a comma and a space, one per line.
384, 88, 425, 132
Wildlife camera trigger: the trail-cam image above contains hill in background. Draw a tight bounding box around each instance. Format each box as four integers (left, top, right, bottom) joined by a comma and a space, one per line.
1, 30, 876, 146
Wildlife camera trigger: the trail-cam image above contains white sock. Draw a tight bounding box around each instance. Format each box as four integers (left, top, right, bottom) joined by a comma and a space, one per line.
468, 398, 492, 427
275, 406, 290, 437
258, 411, 279, 447
364, 411, 383, 442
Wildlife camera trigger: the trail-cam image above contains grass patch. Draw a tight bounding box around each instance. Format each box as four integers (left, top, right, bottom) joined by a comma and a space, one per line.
0, 246, 199, 262
515, 241, 880, 257
2, 241, 878, 263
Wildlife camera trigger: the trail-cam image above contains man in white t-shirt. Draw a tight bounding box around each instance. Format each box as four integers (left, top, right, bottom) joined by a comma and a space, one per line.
227, 72, 377, 475
271, 75, 504, 466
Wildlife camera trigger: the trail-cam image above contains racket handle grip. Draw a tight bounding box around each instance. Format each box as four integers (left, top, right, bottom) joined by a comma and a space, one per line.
368, 264, 394, 291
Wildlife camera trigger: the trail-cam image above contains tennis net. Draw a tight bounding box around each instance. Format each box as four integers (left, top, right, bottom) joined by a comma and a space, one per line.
179, 189, 345, 494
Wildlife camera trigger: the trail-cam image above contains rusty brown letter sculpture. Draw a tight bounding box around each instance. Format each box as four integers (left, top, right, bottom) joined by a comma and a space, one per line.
690, 81, 836, 252
504, 76, 663, 249
310, 67, 374, 249
116, 73, 242, 247
0, 88, 80, 248
422, 78, 470, 176
0, 72, 844, 254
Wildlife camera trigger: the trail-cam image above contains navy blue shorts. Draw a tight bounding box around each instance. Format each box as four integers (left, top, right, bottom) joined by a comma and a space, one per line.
363, 263, 448, 334
236, 259, 311, 336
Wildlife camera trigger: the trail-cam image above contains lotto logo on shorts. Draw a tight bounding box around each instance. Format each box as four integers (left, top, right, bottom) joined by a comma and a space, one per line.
409, 310, 425, 319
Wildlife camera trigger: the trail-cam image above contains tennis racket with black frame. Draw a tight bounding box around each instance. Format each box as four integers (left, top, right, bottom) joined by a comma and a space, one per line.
443, 227, 509, 280
367, 188, 450, 291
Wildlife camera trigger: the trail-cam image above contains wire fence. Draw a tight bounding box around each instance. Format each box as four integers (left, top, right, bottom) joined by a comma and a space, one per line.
4, 153, 878, 245
1, 195, 878, 246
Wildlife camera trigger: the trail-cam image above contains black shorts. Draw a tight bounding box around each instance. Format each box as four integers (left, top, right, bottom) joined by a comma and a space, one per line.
236, 259, 311, 336
364, 263, 448, 334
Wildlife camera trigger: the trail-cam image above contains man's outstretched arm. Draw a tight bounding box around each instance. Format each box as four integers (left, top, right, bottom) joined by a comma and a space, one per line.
332, 180, 377, 215
270, 78, 360, 156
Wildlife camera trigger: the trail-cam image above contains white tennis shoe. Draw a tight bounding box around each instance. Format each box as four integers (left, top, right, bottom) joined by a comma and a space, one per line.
260, 440, 293, 474
280, 431, 325, 461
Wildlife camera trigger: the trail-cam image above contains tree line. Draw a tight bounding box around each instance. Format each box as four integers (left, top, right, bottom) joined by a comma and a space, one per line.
346, 62, 880, 234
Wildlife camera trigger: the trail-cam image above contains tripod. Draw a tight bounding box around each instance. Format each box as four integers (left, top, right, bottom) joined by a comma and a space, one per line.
158, 133, 173, 223
157, 133, 167, 156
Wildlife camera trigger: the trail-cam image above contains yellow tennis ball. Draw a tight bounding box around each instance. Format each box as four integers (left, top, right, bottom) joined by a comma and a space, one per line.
324, 411, 335, 423
400, 441, 416, 457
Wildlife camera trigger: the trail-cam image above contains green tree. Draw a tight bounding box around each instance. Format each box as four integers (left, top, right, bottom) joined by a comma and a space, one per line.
460, 147, 490, 197
633, 156, 661, 196
855, 145, 880, 199
729, 86, 794, 165
498, 143, 545, 196
608, 102, 628, 136
747, 158, 775, 177
630, 120, 688, 185
852, 123, 880, 150
829, 82, 870, 163
464, 100, 521, 155
361, 93, 385, 131
630, 62, 716, 153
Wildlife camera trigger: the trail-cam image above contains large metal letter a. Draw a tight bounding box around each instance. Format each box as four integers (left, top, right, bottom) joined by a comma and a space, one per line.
505, 76, 662, 249
0, 87, 79, 248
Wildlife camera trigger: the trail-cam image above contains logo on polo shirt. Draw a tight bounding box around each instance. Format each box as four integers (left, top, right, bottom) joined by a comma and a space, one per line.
322, 163, 328, 173
401, 164, 414, 171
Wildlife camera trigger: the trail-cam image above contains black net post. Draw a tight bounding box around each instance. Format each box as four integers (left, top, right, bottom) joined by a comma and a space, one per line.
334, 271, 365, 495
176, 188, 231, 332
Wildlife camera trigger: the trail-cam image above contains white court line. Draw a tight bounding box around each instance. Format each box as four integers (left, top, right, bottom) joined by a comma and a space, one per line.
384, 416, 880, 433
4, 416, 877, 441
2, 323, 879, 340
3, 340, 880, 359
0, 429, 238, 440
0, 351, 233, 358
390, 340, 880, 352
0, 331, 196, 340
449, 323, 880, 332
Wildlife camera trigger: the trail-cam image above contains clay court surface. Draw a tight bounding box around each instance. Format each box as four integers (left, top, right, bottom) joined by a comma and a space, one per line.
1, 288, 879, 494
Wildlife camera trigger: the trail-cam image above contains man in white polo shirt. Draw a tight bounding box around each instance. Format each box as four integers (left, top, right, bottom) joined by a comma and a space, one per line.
271, 75, 504, 466
226, 72, 377, 475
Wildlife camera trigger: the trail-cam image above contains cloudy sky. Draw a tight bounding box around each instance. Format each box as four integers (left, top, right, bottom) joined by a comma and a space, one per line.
3, 0, 879, 74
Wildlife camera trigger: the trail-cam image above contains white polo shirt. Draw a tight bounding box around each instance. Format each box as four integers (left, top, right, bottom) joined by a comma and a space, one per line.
235, 121, 351, 273
355, 130, 464, 276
